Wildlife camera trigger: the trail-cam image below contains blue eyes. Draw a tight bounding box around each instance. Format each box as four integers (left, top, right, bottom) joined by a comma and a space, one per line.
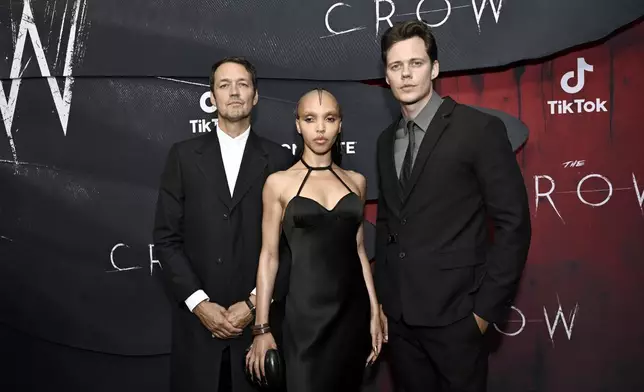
390, 61, 423, 70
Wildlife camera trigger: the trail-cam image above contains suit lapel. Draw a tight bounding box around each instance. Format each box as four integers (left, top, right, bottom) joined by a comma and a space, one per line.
379, 118, 403, 217
195, 132, 232, 208
230, 130, 268, 211
401, 97, 456, 204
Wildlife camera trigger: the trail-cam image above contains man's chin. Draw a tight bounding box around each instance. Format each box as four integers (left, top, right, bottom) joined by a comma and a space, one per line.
220, 112, 251, 122
395, 92, 427, 106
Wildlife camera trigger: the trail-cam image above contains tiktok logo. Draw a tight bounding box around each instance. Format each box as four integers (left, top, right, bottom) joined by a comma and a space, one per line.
560, 57, 593, 94
199, 91, 217, 114
547, 57, 607, 115
189, 91, 218, 134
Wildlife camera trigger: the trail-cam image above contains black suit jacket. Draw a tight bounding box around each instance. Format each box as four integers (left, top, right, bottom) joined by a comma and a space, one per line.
374, 97, 531, 327
152, 129, 293, 392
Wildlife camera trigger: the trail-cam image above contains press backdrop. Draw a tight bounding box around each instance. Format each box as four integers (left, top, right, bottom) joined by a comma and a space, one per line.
1, 1, 643, 391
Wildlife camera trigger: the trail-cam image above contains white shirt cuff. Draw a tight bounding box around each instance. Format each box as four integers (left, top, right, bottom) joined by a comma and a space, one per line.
185, 290, 209, 312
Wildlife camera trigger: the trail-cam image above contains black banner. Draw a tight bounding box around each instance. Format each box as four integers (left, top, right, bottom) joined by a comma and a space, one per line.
2, 0, 643, 80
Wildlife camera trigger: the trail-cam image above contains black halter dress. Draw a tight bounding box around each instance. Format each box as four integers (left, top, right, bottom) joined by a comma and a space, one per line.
280, 160, 371, 391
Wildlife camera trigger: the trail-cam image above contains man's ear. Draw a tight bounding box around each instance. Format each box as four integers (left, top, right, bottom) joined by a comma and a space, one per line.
430, 60, 440, 81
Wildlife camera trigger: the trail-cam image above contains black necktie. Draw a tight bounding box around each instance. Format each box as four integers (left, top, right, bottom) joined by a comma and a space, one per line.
399, 120, 416, 190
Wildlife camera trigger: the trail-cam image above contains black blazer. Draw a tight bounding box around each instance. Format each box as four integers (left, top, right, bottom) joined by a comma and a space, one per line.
152, 129, 293, 392
374, 97, 531, 327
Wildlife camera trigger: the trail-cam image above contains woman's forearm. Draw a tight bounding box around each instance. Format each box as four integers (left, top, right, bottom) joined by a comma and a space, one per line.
359, 251, 379, 313
255, 249, 279, 325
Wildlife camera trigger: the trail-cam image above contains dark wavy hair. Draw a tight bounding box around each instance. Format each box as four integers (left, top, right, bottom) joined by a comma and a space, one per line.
294, 88, 343, 166
380, 20, 438, 65
209, 56, 258, 93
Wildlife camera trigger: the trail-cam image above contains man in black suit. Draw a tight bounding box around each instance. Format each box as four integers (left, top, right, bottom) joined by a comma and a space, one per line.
153, 57, 293, 392
374, 21, 532, 392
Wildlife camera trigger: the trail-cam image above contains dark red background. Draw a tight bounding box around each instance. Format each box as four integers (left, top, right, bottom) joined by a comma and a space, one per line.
364, 20, 644, 391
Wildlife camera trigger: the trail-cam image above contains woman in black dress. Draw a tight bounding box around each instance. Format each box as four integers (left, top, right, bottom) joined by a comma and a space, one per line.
246, 88, 383, 391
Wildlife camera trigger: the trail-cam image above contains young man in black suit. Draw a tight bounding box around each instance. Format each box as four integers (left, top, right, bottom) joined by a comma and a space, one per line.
153, 57, 293, 392
374, 21, 532, 392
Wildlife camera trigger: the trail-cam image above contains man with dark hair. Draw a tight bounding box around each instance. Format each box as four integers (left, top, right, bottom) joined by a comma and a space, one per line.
374, 20, 531, 391
153, 56, 293, 392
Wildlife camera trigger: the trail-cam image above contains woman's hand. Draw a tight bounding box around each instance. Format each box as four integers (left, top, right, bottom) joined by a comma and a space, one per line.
366, 309, 384, 366
379, 304, 388, 343
245, 333, 277, 383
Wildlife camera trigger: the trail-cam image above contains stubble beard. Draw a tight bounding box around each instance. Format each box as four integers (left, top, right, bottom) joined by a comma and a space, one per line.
220, 107, 251, 123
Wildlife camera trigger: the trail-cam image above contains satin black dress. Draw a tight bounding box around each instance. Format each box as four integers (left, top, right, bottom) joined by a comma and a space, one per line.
281, 160, 371, 391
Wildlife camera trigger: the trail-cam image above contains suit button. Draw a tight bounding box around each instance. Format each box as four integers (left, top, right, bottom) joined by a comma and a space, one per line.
222, 213, 229, 220
399, 252, 406, 259
401, 218, 407, 225
217, 257, 223, 264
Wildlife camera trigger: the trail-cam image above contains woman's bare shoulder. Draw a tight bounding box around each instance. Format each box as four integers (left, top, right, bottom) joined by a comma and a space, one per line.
339, 168, 367, 195
346, 170, 366, 185
264, 170, 288, 193
265, 163, 307, 192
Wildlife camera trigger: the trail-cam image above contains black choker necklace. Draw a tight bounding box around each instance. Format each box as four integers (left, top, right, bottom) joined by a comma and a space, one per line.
300, 158, 332, 171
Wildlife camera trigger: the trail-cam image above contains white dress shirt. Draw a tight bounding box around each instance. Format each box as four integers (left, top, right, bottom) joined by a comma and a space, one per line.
184, 125, 250, 312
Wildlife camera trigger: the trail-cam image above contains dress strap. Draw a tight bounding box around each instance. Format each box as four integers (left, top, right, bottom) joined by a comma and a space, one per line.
295, 169, 312, 196
328, 168, 353, 193
297, 158, 353, 195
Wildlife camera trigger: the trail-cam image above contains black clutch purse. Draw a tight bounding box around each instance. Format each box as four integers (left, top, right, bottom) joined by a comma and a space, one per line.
243, 346, 285, 391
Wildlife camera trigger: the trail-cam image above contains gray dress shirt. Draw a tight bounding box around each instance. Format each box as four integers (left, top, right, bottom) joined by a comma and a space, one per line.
394, 92, 444, 177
